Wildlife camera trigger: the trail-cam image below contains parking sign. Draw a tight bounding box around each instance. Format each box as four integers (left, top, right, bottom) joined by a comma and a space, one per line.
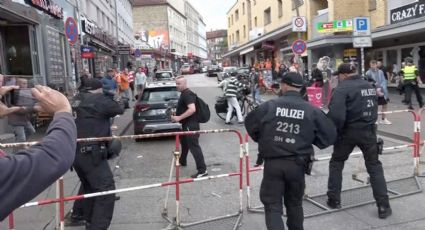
353, 17, 370, 36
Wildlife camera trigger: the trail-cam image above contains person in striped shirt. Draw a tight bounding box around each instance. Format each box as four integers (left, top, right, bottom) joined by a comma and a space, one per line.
225, 76, 246, 124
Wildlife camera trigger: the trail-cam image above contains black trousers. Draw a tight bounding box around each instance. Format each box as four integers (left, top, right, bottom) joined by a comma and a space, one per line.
404, 81, 423, 107
260, 158, 305, 230
73, 151, 115, 230
71, 185, 85, 217
179, 123, 207, 172
327, 127, 390, 207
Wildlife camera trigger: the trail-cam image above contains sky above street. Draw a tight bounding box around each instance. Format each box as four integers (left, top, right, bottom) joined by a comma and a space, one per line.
188, 0, 237, 31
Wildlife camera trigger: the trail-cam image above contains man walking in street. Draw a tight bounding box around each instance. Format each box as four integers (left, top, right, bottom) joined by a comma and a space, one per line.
171, 76, 208, 178
245, 72, 337, 230
366, 60, 391, 125
135, 67, 147, 97
224, 75, 245, 125
402, 57, 423, 110
250, 67, 262, 104
327, 63, 392, 219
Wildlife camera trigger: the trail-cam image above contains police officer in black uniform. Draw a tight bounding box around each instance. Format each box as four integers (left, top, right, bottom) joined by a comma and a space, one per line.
245, 72, 337, 230
327, 63, 392, 219
72, 78, 124, 229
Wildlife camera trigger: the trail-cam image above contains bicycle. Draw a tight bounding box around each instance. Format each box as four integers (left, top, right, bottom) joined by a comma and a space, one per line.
215, 88, 254, 121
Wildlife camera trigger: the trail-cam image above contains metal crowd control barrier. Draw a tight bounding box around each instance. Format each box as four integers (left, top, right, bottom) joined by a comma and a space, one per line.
244, 110, 422, 216
161, 130, 244, 229
1, 129, 244, 230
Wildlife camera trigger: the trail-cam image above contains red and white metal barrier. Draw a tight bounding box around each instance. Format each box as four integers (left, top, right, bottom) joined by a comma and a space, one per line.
162, 130, 244, 228
3, 129, 244, 229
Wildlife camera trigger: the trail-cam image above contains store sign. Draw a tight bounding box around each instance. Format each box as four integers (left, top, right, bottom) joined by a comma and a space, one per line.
390, 0, 425, 24
317, 19, 353, 33
82, 20, 115, 48
343, 49, 357, 57
81, 46, 95, 59
353, 36, 372, 48
24, 0, 64, 19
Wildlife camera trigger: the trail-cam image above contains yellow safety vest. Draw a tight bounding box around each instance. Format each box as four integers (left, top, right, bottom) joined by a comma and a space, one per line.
403, 65, 417, 80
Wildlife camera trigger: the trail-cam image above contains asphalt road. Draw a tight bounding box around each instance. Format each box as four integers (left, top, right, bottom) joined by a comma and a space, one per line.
3, 73, 425, 230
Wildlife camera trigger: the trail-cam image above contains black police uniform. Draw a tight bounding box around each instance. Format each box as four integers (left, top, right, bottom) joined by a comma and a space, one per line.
72, 84, 124, 229
327, 73, 391, 217
245, 73, 337, 230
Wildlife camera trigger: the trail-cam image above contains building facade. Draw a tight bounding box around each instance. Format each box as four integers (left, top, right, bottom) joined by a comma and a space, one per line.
224, 0, 425, 80
184, 1, 207, 61
206, 30, 228, 65
116, 0, 134, 69
0, 0, 76, 89
224, 0, 308, 69
79, 0, 118, 77
133, 0, 187, 72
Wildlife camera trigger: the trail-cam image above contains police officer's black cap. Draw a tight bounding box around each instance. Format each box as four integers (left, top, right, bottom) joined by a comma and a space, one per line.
405, 57, 414, 63
281, 72, 304, 88
84, 78, 103, 90
335, 63, 356, 75
107, 68, 114, 73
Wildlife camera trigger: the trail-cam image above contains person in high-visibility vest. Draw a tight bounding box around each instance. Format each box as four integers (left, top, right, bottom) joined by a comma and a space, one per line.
401, 57, 423, 110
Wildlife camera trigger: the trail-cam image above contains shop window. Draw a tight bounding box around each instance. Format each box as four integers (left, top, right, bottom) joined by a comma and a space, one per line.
369, 0, 377, 11
264, 8, 271, 25
2, 26, 33, 75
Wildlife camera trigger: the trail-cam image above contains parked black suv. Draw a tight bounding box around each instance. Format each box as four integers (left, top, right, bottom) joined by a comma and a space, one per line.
133, 81, 181, 136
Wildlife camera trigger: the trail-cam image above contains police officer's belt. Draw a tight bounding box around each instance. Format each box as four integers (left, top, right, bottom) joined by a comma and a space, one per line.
78, 143, 106, 154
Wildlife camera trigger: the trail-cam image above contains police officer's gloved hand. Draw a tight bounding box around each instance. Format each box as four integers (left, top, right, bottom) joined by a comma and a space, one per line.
254, 153, 264, 167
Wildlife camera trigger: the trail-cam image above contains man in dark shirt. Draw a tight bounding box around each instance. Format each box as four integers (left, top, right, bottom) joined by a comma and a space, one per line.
327, 63, 392, 219
0, 85, 76, 220
171, 76, 208, 178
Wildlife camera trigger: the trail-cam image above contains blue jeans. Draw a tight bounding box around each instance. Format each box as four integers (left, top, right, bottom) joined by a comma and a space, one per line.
12, 121, 36, 142
252, 87, 262, 104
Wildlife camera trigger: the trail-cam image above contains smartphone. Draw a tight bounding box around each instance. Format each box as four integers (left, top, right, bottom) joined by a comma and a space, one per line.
9, 89, 37, 107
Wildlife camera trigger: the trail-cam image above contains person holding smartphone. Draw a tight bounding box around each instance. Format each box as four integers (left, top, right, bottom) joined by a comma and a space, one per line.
7, 78, 36, 143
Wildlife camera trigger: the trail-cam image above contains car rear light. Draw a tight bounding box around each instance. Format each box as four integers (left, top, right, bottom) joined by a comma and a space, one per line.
134, 104, 150, 112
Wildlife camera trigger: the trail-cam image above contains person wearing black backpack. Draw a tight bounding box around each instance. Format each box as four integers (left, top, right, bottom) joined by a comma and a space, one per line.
172, 76, 208, 178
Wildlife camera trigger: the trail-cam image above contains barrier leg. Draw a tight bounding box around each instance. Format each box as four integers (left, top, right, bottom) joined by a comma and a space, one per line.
8, 213, 14, 230
244, 141, 251, 210
175, 135, 181, 227
55, 180, 60, 229
162, 156, 175, 217
414, 116, 421, 176
59, 177, 65, 230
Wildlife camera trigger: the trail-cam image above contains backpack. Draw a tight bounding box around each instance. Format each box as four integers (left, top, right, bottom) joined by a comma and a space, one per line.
194, 94, 210, 123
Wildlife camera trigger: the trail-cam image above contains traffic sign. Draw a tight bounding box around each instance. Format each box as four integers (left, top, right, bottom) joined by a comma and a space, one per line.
292, 16, 306, 32
353, 17, 370, 36
65, 17, 78, 45
353, 36, 372, 48
291, 39, 307, 55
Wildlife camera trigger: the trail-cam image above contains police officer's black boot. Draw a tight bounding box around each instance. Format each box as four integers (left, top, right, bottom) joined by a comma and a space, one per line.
378, 204, 392, 219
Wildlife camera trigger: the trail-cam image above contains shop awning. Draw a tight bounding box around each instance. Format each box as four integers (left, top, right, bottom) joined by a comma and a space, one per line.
223, 23, 292, 58
372, 17, 425, 41
239, 46, 254, 55
307, 35, 353, 49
